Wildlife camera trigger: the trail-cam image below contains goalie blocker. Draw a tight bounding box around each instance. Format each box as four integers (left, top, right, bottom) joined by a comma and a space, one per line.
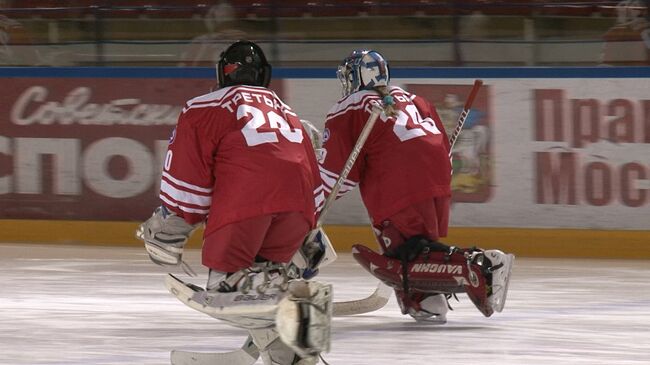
352, 236, 514, 318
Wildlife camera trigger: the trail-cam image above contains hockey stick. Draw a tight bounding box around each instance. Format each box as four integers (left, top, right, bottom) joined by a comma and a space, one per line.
333, 80, 484, 316
296, 103, 392, 316
307, 102, 385, 242
448, 79, 483, 153
333, 279, 393, 316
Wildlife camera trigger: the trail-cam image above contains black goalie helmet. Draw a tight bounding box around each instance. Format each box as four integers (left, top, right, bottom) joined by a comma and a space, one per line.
217, 41, 271, 88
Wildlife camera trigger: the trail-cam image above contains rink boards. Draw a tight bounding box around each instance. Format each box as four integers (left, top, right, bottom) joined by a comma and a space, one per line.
0, 67, 648, 258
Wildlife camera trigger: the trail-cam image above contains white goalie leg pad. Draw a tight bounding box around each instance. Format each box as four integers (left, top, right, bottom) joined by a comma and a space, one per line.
166, 274, 281, 329
171, 335, 260, 365
248, 328, 299, 365
144, 241, 184, 266
246, 328, 318, 365
165, 262, 295, 330
276, 280, 332, 359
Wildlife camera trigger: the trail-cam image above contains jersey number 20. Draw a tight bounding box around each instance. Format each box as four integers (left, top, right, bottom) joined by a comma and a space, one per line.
239, 105, 304, 146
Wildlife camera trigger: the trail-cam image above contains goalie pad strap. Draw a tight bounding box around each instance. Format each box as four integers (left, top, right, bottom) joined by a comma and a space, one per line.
296, 302, 310, 350
383, 235, 456, 308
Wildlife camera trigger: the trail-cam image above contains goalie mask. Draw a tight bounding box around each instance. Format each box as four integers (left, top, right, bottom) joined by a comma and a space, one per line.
217, 41, 271, 88
337, 49, 390, 97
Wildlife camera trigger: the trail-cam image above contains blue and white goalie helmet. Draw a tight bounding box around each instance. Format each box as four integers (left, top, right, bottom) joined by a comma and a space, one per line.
337, 50, 390, 97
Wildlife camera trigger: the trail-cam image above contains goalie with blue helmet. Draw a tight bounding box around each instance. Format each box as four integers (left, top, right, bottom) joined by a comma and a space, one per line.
338, 50, 390, 95
336, 50, 397, 117
321, 49, 515, 323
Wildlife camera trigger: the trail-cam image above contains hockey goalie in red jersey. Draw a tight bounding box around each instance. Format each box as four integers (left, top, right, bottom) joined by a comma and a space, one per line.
136, 41, 332, 365
320, 49, 514, 323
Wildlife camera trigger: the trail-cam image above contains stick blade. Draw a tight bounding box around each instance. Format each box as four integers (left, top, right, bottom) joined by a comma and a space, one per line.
333, 282, 392, 316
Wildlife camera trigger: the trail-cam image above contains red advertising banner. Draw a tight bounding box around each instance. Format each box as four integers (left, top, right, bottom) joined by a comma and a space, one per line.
0, 76, 285, 221
532, 88, 650, 208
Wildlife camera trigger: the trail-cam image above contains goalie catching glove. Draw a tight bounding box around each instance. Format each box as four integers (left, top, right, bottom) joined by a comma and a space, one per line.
300, 119, 326, 163
136, 206, 197, 267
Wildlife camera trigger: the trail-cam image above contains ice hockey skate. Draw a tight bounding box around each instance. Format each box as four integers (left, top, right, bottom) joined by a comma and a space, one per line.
482, 249, 515, 312
396, 292, 449, 324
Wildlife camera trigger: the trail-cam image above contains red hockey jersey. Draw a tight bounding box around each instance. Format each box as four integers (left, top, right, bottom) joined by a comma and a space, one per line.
320, 86, 451, 224
160, 85, 323, 237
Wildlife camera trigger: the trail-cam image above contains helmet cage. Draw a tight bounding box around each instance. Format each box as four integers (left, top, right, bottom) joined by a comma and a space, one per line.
337, 50, 390, 97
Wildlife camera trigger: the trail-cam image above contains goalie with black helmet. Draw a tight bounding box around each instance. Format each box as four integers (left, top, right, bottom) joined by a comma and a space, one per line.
319, 49, 514, 323
136, 40, 331, 365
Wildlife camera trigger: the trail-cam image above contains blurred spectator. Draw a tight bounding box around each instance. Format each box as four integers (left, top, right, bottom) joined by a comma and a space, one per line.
601, 0, 650, 65
179, 1, 247, 66
0, 14, 42, 65
460, 11, 489, 40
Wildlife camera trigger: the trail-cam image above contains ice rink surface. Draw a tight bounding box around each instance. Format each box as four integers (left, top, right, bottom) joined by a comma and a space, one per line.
1, 243, 649, 365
